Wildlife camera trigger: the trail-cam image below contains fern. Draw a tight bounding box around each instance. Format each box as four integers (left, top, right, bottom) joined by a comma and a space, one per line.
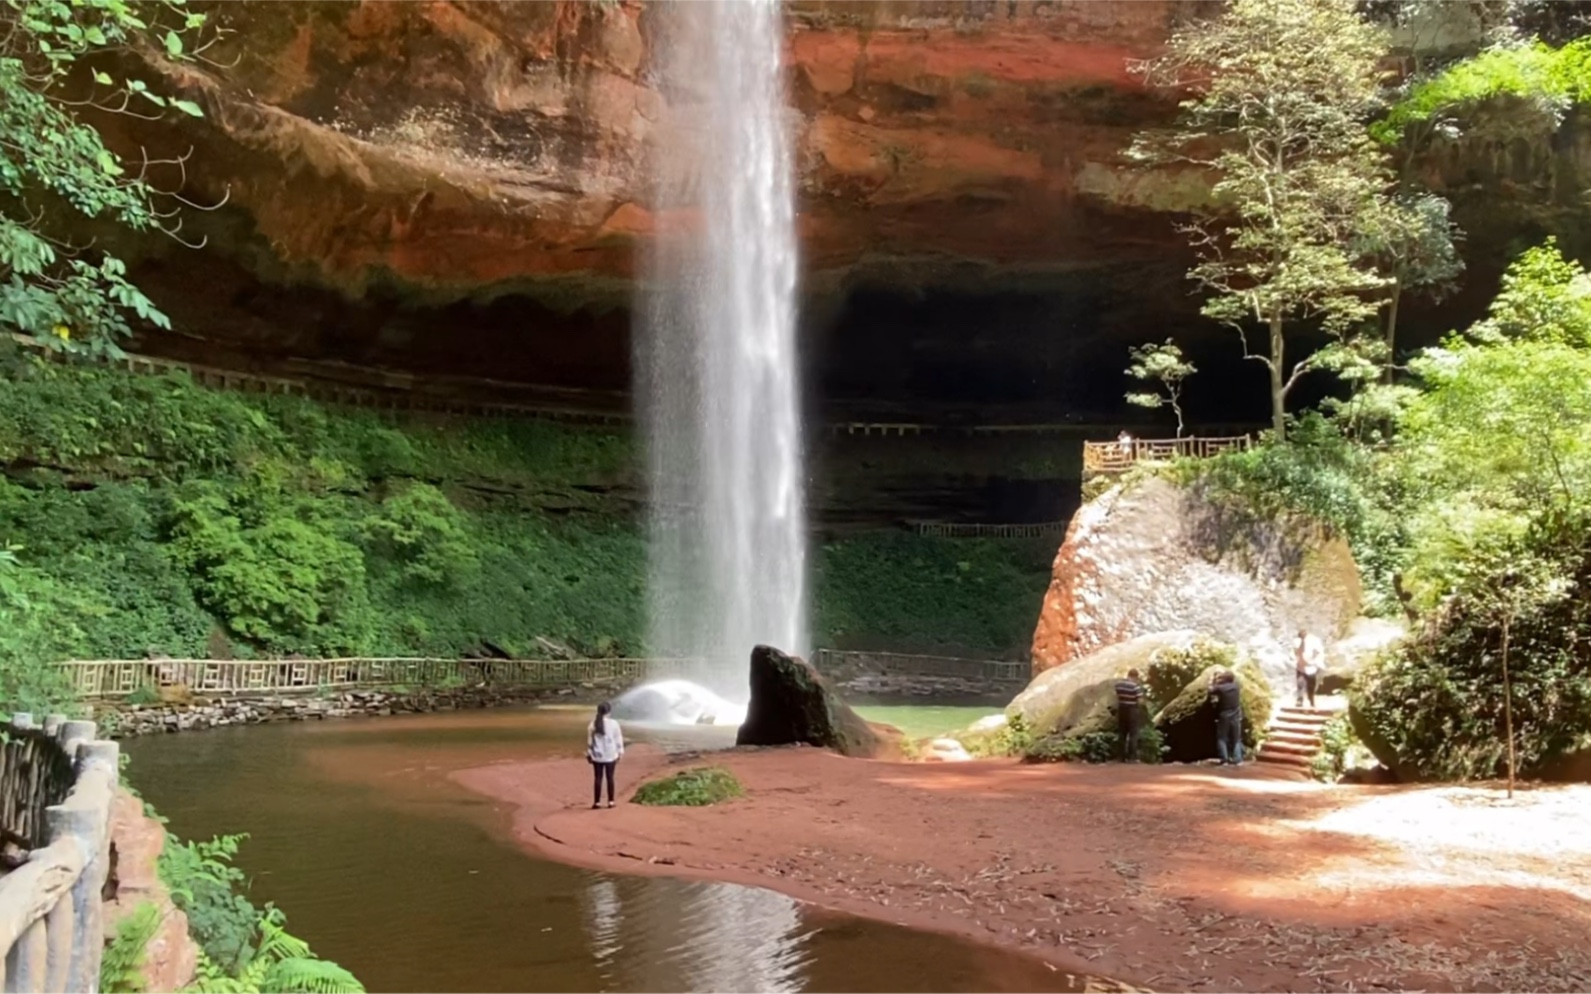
262, 958, 365, 994
102, 902, 161, 994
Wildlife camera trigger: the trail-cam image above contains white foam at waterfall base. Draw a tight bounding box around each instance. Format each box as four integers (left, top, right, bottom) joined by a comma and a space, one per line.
637, 0, 806, 703
613, 679, 748, 728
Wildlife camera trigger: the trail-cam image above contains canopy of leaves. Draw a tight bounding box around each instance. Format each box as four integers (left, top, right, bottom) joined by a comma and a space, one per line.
1371, 36, 1591, 144
0, 0, 207, 355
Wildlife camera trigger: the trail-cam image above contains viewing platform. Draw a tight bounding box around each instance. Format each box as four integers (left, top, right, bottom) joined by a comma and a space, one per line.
1082, 434, 1252, 479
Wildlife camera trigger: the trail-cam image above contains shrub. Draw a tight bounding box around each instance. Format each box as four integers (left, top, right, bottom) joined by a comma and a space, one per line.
1310, 713, 1358, 782
632, 766, 744, 806
1024, 725, 1165, 764
1352, 527, 1591, 780
363, 482, 478, 587
101, 901, 161, 993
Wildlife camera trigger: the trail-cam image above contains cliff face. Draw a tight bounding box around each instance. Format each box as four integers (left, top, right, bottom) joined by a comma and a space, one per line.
105, 0, 1200, 305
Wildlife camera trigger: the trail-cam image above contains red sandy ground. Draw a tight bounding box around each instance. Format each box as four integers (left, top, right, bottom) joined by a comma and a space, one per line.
454, 747, 1591, 993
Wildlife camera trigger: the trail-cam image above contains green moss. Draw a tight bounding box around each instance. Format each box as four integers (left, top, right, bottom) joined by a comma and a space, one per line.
632, 766, 744, 806
1153, 645, 1273, 762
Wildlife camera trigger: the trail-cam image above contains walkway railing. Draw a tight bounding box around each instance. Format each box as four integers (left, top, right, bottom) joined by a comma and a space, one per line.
62, 657, 701, 699
1082, 435, 1252, 478
911, 521, 1067, 539
810, 649, 1027, 684
0, 714, 118, 993
63, 651, 1027, 699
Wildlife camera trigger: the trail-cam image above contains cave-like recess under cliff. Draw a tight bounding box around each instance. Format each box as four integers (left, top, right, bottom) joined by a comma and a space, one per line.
67, 0, 1591, 523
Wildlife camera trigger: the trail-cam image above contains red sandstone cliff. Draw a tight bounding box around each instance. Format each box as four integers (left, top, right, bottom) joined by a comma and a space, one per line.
97, 0, 1203, 303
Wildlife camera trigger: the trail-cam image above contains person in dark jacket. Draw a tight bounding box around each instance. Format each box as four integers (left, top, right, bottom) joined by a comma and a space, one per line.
1114, 668, 1146, 762
1207, 669, 1244, 765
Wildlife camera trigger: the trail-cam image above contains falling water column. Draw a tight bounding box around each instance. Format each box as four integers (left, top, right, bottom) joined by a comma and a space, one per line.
639, 0, 807, 703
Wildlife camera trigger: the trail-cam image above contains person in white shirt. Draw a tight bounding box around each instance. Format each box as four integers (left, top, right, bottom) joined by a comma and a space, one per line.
587, 701, 624, 809
1294, 628, 1324, 708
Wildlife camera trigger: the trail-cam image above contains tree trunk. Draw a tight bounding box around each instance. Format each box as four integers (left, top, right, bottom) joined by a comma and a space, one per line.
1501, 610, 1516, 799
1269, 314, 1286, 439
1383, 281, 1402, 385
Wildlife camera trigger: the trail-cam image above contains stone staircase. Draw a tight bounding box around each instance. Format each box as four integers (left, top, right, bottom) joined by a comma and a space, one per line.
1256, 697, 1345, 775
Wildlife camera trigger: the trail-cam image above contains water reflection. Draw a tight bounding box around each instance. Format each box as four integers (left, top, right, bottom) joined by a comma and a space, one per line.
581, 875, 814, 993
122, 709, 1086, 993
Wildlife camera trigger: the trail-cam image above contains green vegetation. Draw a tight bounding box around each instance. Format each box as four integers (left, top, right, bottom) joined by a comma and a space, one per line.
1025, 725, 1165, 765
102, 902, 162, 993
813, 530, 1051, 657
156, 830, 362, 993
1176, 236, 1591, 783
1, 0, 215, 358
632, 766, 744, 806
1125, 340, 1196, 437
1371, 37, 1591, 146
0, 362, 1045, 711
850, 705, 1001, 741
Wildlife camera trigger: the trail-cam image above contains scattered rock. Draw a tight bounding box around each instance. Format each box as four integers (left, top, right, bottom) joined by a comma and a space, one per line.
1031, 475, 1364, 696
736, 645, 898, 758
922, 738, 973, 762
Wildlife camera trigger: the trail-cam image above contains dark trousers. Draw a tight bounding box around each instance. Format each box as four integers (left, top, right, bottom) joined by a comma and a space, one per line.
1216, 712, 1244, 765
1117, 706, 1143, 762
1296, 671, 1318, 707
591, 760, 617, 805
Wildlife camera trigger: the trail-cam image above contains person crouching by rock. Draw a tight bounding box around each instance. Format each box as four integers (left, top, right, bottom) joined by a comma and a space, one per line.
587, 701, 624, 809
1114, 668, 1147, 762
1207, 670, 1244, 766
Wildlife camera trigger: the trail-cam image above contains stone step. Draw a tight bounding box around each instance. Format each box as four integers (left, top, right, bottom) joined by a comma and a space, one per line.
1278, 707, 1337, 720
1259, 739, 1319, 758
1271, 721, 1328, 737
1266, 730, 1323, 748
1257, 750, 1313, 769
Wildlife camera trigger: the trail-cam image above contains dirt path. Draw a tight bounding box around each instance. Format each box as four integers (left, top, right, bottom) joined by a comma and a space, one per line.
454, 747, 1591, 992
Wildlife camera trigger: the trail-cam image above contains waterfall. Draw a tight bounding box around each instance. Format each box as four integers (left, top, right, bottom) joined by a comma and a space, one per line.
637, 0, 806, 705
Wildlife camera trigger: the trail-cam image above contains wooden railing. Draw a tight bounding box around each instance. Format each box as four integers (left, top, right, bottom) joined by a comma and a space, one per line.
62, 657, 706, 699
810, 649, 1028, 684
911, 521, 1067, 539
1082, 435, 1252, 478
0, 714, 118, 993
64, 651, 1028, 699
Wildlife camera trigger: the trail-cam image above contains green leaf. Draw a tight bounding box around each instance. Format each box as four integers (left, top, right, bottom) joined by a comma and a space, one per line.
172, 99, 204, 118
93, 70, 113, 86
164, 30, 183, 57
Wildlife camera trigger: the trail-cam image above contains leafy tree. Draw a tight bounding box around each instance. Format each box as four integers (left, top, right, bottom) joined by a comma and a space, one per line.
1471, 236, 1591, 346
0, 0, 213, 357
1128, 0, 1396, 438
1351, 191, 1464, 379
1124, 339, 1196, 436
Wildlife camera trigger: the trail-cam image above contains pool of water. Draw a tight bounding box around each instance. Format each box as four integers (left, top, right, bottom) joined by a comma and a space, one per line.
850, 705, 1002, 740
124, 707, 1076, 993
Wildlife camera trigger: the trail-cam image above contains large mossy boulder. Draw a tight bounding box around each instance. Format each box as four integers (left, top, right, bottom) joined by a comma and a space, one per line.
1007, 630, 1203, 738
736, 645, 896, 758
1154, 650, 1273, 763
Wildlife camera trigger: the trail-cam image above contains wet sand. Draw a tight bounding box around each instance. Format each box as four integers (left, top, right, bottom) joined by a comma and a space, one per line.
456, 746, 1591, 993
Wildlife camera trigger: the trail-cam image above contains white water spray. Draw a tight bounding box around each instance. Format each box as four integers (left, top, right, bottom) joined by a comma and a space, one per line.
635, 0, 805, 707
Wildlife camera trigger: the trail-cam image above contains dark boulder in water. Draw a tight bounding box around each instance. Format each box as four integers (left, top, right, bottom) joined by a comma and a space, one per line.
736, 645, 897, 758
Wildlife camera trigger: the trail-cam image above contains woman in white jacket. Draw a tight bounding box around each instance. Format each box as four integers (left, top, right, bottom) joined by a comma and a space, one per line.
587, 701, 624, 809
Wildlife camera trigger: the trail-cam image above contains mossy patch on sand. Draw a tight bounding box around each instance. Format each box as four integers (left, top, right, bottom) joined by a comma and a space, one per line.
632, 767, 744, 807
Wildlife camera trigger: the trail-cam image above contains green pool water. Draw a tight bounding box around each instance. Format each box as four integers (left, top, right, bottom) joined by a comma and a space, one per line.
851, 705, 1003, 740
